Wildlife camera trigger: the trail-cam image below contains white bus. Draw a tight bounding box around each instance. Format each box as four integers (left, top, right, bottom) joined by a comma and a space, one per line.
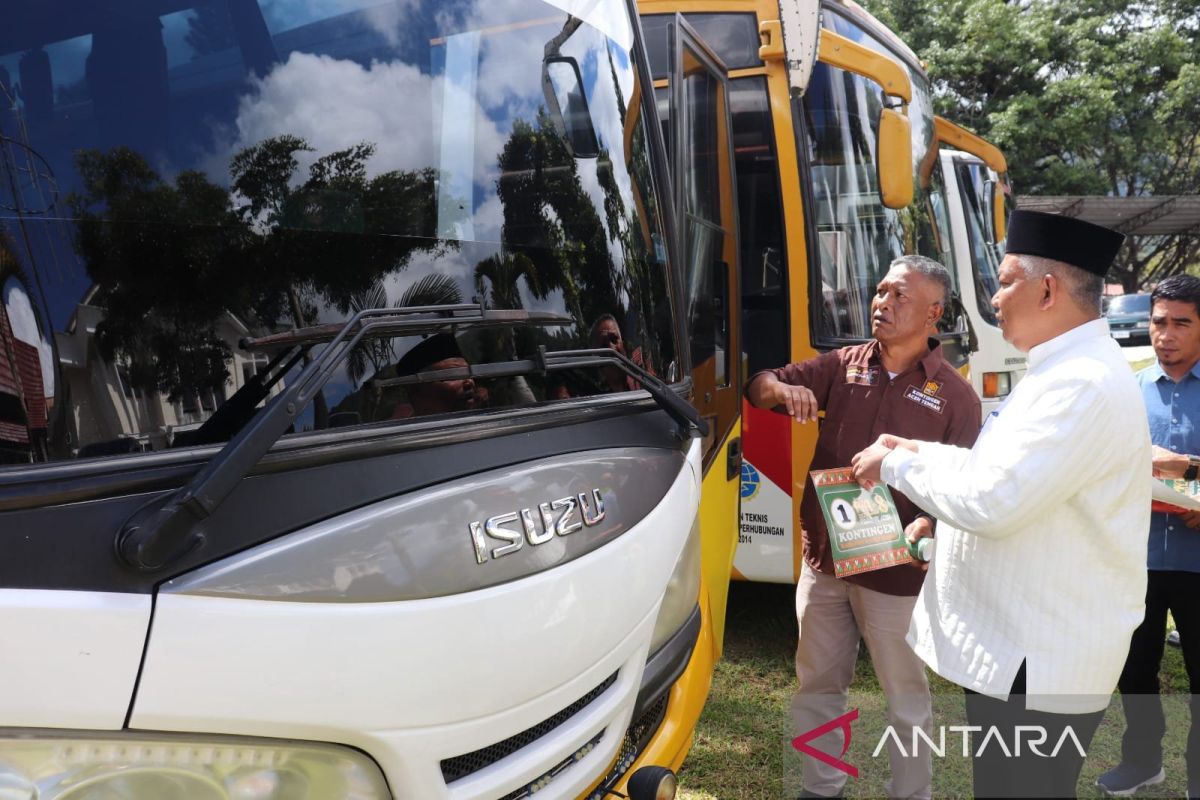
935, 140, 1026, 418
0, 1, 728, 797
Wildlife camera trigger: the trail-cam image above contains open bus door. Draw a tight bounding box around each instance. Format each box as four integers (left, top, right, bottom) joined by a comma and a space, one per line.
661, 16, 742, 653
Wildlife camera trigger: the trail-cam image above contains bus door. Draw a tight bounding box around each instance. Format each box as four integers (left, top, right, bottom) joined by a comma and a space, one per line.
638, 7, 799, 587
663, 16, 742, 652
737, 15, 929, 585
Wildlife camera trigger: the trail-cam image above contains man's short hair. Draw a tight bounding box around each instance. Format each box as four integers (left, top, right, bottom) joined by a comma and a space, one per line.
1151, 274, 1200, 319
889, 255, 952, 306
1017, 254, 1104, 315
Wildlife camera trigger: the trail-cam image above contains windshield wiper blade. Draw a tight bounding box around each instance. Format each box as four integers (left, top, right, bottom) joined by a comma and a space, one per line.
376, 345, 708, 437
116, 304, 571, 572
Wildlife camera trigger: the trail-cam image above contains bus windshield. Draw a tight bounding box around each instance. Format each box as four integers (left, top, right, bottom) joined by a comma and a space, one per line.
954, 158, 1005, 326
0, 0, 674, 464
800, 8, 960, 345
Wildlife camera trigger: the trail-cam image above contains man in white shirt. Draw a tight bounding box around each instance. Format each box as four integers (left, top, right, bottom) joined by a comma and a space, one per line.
851, 210, 1150, 798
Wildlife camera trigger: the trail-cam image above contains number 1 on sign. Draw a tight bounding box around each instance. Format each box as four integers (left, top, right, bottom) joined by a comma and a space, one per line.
829, 498, 857, 529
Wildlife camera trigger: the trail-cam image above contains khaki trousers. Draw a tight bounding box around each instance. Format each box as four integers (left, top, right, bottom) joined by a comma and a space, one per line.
791, 563, 932, 799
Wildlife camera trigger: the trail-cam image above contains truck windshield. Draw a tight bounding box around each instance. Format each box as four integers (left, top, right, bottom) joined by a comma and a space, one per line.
1108, 294, 1151, 314
954, 159, 1005, 326
0, 0, 674, 465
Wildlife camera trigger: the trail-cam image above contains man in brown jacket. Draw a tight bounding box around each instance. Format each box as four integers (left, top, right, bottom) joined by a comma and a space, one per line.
747, 255, 980, 799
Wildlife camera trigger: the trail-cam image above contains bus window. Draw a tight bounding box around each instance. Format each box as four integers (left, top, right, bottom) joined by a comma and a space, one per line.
641, 13, 759, 79
802, 60, 894, 342
0, 0, 675, 463
956, 159, 1006, 326
680, 52, 729, 389
729, 77, 787, 375
801, 24, 945, 346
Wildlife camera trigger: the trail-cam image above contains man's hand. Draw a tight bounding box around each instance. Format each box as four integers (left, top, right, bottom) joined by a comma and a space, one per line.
850, 443, 888, 489
850, 434, 919, 488
748, 374, 820, 423
1153, 445, 1190, 479
905, 516, 934, 547
874, 434, 919, 454
1182, 510, 1200, 530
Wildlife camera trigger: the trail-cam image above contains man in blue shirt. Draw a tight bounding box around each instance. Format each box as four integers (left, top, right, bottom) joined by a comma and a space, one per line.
1099, 274, 1200, 798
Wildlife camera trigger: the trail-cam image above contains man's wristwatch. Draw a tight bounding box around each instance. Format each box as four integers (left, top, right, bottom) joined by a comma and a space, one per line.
1185, 456, 1200, 481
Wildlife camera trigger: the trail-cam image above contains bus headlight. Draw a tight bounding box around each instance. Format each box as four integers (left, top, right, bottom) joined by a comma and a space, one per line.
0, 733, 390, 799
648, 516, 701, 654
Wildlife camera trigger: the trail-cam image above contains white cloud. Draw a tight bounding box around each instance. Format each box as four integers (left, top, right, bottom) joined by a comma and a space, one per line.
229, 52, 438, 174
471, 193, 505, 244
210, 51, 505, 198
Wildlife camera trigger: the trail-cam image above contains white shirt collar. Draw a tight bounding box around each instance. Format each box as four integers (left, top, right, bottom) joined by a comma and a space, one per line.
1027, 318, 1110, 371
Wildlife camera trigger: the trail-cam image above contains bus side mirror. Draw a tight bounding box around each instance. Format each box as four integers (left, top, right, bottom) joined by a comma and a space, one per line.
542, 56, 600, 158
992, 180, 1007, 245
876, 107, 913, 209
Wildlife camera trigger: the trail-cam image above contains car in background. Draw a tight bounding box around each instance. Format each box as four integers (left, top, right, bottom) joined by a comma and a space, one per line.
1106, 293, 1153, 345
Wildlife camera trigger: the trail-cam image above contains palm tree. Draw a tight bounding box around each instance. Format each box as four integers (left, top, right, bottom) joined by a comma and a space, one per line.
345, 280, 391, 388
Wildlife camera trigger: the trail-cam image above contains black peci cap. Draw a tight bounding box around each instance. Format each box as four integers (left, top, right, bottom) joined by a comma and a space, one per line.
1005, 209, 1125, 277
394, 333, 462, 375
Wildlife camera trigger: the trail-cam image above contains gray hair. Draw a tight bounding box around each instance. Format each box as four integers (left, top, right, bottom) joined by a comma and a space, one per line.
1016, 254, 1103, 316
889, 255, 952, 306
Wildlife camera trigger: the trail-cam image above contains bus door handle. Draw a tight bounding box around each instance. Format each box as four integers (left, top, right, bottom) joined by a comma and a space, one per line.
727, 436, 743, 481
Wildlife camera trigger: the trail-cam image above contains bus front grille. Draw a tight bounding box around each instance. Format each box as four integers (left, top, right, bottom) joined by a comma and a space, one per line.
584, 691, 670, 799
440, 671, 618, 785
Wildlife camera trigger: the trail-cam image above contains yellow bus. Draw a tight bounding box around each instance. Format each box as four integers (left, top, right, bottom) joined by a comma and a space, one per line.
640, 0, 972, 584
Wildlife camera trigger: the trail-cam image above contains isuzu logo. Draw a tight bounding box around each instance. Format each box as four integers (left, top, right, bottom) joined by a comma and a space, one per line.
469, 489, 606, 564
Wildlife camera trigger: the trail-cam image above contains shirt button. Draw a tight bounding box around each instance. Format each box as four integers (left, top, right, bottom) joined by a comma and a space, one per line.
1173, 419, 1179, 424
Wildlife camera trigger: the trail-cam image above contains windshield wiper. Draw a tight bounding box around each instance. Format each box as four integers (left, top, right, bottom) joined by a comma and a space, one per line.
117, 304, 571, 571
375, 345, 708, 437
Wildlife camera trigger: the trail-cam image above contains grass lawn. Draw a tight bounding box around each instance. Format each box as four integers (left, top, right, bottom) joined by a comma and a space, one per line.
677, 582, 1192, 799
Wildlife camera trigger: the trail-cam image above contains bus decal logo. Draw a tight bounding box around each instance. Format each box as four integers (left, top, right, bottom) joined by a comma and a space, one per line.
741, 463, 761, 501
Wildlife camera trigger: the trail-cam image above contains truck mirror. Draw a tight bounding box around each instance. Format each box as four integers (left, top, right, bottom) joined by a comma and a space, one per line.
542, 56, 600, 158
876, 107, 913, 209
992, 180, 1007, 245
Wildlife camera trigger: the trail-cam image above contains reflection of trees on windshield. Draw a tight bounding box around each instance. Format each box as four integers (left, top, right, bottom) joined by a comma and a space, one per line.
69, 147, 248, 401
229, 135, 450, 323
66, 136, 447, 404
495, 109, 618, 329
489, 94, 667, 379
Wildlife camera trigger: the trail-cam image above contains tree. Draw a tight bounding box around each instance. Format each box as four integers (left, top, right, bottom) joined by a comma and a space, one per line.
69, 147, 249, 399
493, 110, 619, 330
67, 137, 445, 401
861, 0, 1200, 290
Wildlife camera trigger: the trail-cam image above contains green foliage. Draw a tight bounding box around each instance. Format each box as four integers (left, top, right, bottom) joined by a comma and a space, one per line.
68, 147, 248, 398
860, 0, 1200, 288
67, 137, 445, 399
